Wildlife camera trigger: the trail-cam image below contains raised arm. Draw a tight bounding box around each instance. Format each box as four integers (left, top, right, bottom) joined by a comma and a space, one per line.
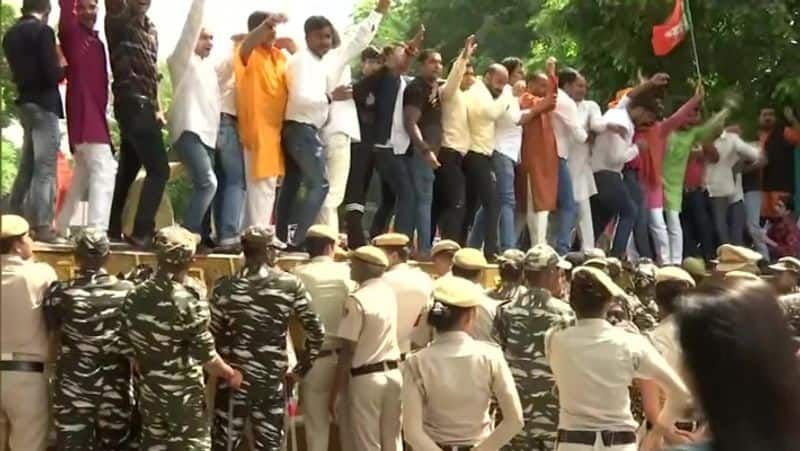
59, 0, 79, 38
441, 35, 476, 101
239, 13, 287, 66
661, 84, 704, 136
167, 0, 207, 74
326, 0, 388, 83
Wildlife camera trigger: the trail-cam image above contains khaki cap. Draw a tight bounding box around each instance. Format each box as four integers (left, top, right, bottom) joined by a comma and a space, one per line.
584, 257, 609, 270
372, 233, 410, 247
431, 239, 460, 256
1, 215, 29, 239
350, 245, 389, 268
724, 270, 761, 282
306, 224, 338, 242
453, 248, 488, 270
656, 266, 696, 287
153, 225, 200, 265
432, 276, 482, 308
715, 244, 763, 273
769, 256, 800, 274
74, 227, 110, 258
572, 266, 626, 297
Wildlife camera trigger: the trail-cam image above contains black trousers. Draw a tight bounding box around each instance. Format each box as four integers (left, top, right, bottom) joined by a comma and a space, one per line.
342, 142, 394, 248
591, 170, 638, 258
623, 168, 655, 259
109, 97, 169, 239
432, 148, 466, 243
462, 151, 499, 259
680, 188, 716, 261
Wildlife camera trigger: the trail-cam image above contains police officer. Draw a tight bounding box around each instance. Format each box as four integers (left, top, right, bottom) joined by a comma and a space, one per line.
209, 226, 324, 451
330, 245, 402, 451
43, 228, 136, 449
373, 233, 435, 352
120, 225, 242, 449
769, 257, 800, 338
403, 276, 524, 451
431, 239, 461, 278
0, 215, 57, 451
546, 266, 690, 451
487, 249, 527, 304
287, 224, 349, 451
713, 244, 763, 277
493, 244, 574, 451
451, 248, 501, 343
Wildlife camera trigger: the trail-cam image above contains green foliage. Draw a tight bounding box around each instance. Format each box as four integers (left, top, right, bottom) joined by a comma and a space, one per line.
1, 3, 19, 128
1, 138, 18, 195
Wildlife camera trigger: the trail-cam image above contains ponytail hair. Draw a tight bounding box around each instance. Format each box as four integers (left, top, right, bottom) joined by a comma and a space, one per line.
427, 300, 472, 332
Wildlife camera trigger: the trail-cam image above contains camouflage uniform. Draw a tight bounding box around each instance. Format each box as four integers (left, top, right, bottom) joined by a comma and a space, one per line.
779, 292, 800, 338
43, 229, 136, 449
488, 249, 527, 304
119, 226, 216, 450
493, 245, 575, 451
209, 227, 324, 451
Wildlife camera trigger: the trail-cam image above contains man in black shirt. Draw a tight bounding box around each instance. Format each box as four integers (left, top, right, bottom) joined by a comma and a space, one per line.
2, 0, 64, 242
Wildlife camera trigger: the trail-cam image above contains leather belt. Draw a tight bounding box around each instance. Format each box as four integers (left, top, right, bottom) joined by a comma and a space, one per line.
0, 361, 45, 373
317, 349, 340, 359
350, 360, 399, 377
557, 429, 637, 446
646, 420, 700, 433
436, 444, 474, 451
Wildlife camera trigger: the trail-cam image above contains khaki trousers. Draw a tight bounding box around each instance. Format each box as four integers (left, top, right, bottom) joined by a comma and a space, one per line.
0, 371, 49, 451
300, 355, 353, 451
347, 368, 402, 451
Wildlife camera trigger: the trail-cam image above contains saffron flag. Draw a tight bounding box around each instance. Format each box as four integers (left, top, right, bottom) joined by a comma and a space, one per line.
652, 0, 690, 56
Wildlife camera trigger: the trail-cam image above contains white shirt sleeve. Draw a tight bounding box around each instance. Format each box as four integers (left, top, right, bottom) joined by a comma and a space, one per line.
731, 133, 760, 162
475, 350, 524, 451
587, 101, 607, 133
325, 11, 383, 87
554, 91, 589, 143
401, 359, 441, 451
631, 335, 692, 424
166, 0, 207, 83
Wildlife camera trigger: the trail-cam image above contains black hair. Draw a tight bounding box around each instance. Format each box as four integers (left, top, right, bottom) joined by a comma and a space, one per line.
452, 266, 481, 281
417, 48, 439, 64
569, 270, 611, 317
676, 281, 800, 451
654, 280, 691, 316
501, 57, 523, 75
499, 264, 522, 284
247, 11, 268, 32
242, 241, 268, 262
382, 245, 410, 263
629, 93, 662, 114
22, 0, 51, 14
564, 251, 586, 268
426, 301, 472, 332
779, 194, 795, 213
558, 67, 581, 89
361, 46, 380, 62
304, 15, 333, 36
305, 236, 333, 258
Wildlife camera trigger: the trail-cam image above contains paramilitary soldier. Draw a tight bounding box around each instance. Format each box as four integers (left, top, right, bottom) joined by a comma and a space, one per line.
493, 244, 575, 451
120, 225, 242, 450
488, 249, 527, 304
209, 226, 324, 450
43, 228, 137, 449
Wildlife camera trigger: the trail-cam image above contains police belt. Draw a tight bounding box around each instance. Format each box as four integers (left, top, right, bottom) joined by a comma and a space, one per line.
557, 429, 637, 446
317, 349, 341, 359
0, 360, 44, 373
436, 444, 474, 451
350, 360, 399, 377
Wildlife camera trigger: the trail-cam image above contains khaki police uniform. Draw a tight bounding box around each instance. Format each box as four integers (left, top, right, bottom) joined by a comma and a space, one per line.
403, 277, 524, 451
374, 233, 435, 352
452, 248, 502, 344
714, 244, 763, 274
545, 267, 691, 451
0, 215, 58, 451
295, 225, 357, 451
337, 246, 403, 451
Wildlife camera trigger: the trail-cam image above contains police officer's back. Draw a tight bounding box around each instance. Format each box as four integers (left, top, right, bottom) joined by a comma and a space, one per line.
43, 228, 136, 448
209, 226, 324, 450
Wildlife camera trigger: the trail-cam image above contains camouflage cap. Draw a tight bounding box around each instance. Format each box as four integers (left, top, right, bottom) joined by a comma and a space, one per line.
73, 227, 110, 258
682, 257, 707, 277
153, 225, 200, 265
496, 249, 525, 269
240, 225, 287, 249
584, 248, 607, 260
523, 244, 560, 271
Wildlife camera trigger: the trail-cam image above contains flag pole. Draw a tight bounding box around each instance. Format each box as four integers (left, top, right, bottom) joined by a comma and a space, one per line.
684, 0, 703, 83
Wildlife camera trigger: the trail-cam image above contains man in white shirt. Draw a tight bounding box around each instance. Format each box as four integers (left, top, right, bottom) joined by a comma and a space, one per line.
167, 0, 219, 247
545, 266, 690, 451
589, 95, 659, 258
212, 40, 247, 253
464, 64, 512, 261
294, 225, 356, 451
705, 126, 760, 246
276, 0, 388, 249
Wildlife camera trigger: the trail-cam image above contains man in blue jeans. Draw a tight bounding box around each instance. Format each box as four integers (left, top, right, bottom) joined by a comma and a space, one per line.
2, 0, 64, 242
277, 1, 387, 249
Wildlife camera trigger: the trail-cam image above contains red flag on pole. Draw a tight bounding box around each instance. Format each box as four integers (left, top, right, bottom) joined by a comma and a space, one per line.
651, 0, 689, 56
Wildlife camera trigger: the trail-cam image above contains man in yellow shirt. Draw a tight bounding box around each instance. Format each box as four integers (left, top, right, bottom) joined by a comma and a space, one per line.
234, 12, 290, 229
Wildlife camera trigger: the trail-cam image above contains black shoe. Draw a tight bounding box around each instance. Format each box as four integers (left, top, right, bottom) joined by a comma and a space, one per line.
124, 234, 152, 251
213, 243, 243, 255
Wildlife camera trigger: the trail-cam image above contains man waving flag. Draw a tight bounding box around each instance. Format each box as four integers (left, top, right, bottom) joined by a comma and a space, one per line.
652, 0, 690, 56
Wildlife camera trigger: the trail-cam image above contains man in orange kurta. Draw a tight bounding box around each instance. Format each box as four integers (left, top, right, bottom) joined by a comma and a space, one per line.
234, 12, 289, 227
518, 72, 558, 245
